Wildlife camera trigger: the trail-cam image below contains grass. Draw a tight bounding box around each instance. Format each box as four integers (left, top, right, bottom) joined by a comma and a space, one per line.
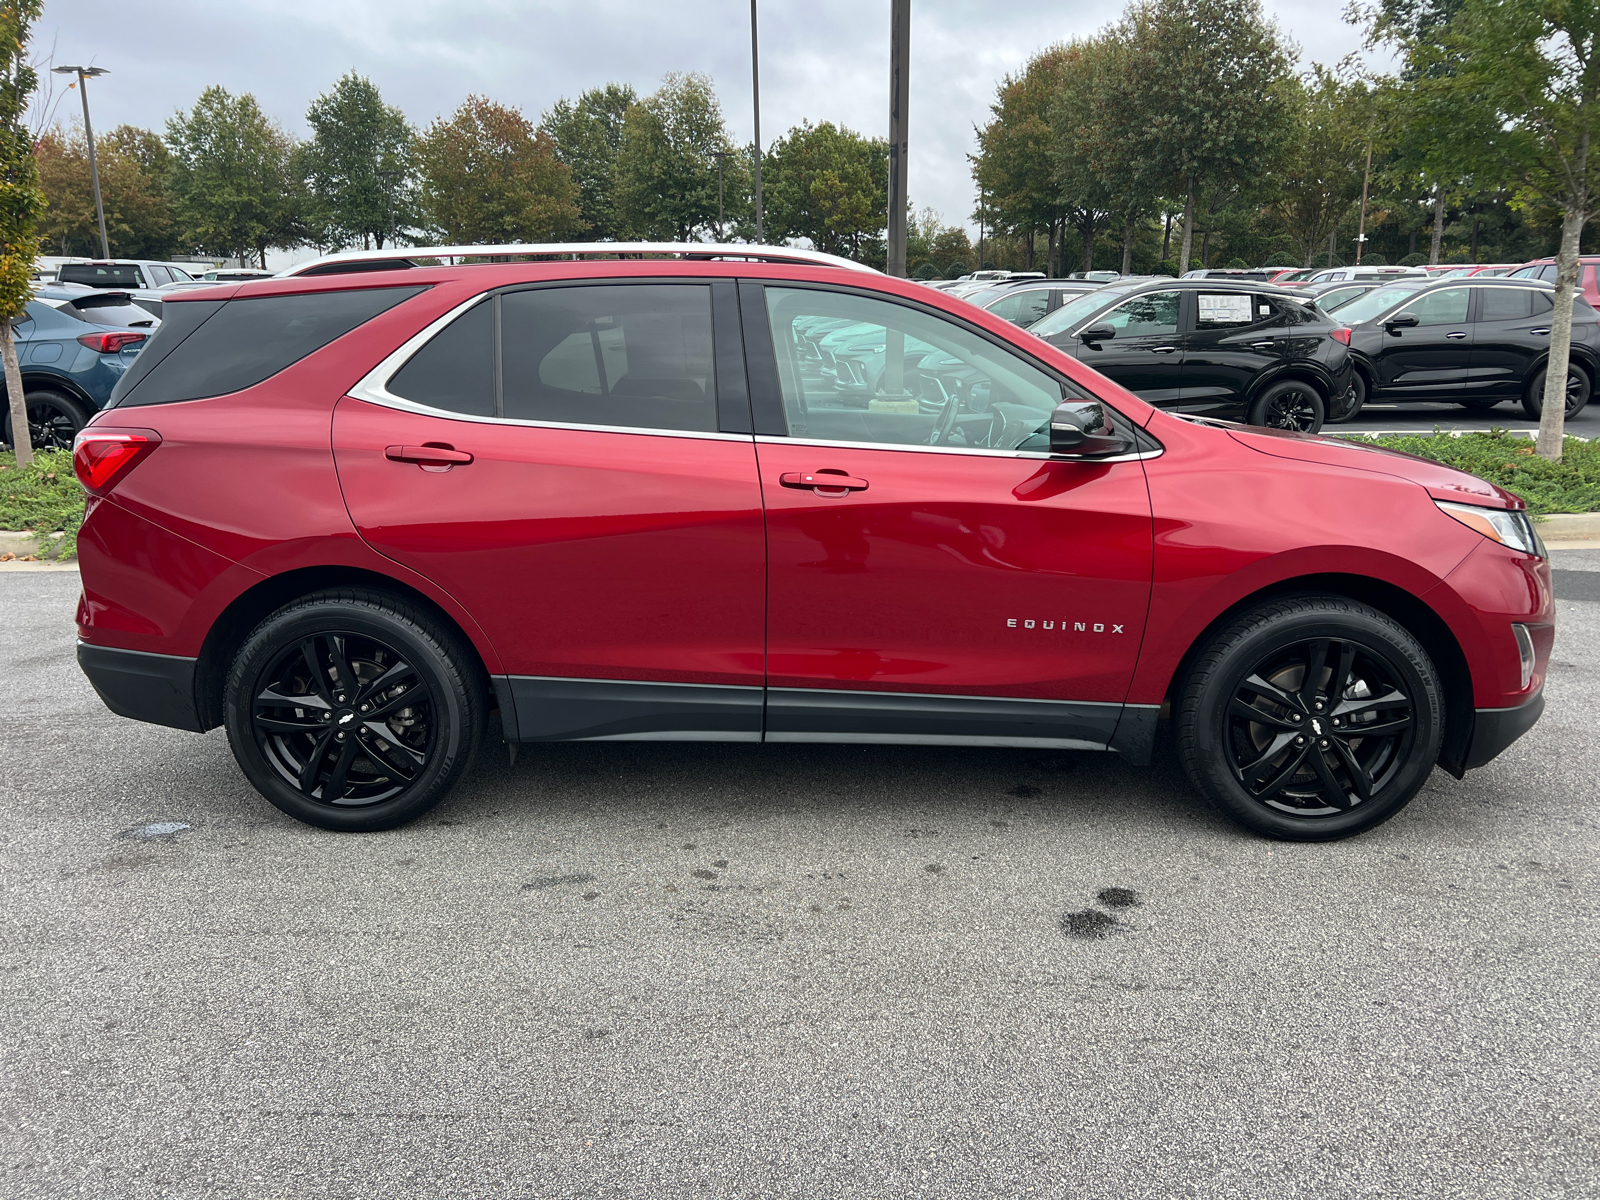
0, 450, 84, 560
1335, 429, 1600, 516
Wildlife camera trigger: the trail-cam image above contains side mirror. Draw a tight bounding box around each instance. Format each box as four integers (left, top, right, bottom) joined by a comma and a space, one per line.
1080, 325, 1115, 344
1050, 401, 1133, 458
1384, 313, 1419, 332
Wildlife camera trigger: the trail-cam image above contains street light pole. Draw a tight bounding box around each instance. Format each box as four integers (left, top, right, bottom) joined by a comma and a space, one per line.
1354, 141, 1373, 266
53, 66, 110, 259
750, 0, 763, 243
887, 0, 910, 277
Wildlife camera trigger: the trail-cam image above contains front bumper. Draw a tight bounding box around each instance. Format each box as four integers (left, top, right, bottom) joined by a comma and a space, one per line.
1460, 689, 1544, 772
78, 642, 203, 733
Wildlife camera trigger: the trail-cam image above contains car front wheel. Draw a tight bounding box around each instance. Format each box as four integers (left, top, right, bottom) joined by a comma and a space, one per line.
1521, 363, 1591, 420
224, 588, 486, 831
1176, 594, 1443, 840
1248, 380, 1325, 434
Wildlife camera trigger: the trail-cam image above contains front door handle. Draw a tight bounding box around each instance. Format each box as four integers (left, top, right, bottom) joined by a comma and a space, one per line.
1531, 327, 1551, 335
780, 470, 869, 495
1445, 331, 1469, 339
385, 444, 474, 467
1249, 340, 1276, 349
1148, 345, 1179, 354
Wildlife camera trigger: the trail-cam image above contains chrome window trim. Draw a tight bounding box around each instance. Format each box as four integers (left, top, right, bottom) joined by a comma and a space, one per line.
345, 288, 749, 444
755, 434, 1161, 463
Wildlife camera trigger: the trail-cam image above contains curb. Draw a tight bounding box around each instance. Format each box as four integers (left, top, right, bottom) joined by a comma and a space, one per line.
0, 529, 72, 563
1535, 512, 1600, 540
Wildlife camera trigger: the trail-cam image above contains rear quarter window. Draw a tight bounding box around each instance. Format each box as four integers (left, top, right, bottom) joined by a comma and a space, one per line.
109, 285, 427, 408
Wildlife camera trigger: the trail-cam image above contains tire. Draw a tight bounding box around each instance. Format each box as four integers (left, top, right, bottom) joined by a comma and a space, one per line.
2, 391, 89, 453
1456, 396, 1502, 411
1325, 373, 1364, 424
1521, 363, 1591, 420
1248, 380, 1325, 434
1176, 594, 1444, 841
223, 588, 486, 831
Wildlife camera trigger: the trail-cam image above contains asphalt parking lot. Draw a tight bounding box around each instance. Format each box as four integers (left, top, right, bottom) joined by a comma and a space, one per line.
2, 563, 1596, 1200
1340, 399, 1600, 437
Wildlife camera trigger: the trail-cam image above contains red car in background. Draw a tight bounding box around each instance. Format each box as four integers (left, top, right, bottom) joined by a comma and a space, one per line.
72, 243, 1552, 841
1510, 256, 1600, 307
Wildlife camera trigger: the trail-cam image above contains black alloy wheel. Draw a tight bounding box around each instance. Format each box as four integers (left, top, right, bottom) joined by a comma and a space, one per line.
1249, 380, 1325, 434
1325, 376, 1364, 424
2, 391, 88, 453
251, 630, 435, 806
224, 588, 485, 831
1521, 363, 1591, 421
1177, 594, 1442, 840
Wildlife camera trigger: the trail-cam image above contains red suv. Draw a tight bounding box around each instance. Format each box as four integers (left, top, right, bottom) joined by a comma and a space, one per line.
72, 244, 1553, 840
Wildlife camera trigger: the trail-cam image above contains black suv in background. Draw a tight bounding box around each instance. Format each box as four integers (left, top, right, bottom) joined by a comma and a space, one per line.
1333, 277, 1598, 420
1026, 278, 1355, 432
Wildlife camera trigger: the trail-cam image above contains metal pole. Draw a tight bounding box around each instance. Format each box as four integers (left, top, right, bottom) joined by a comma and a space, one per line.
77, 72, 110, 259
887, 0, 910, 277
751, 0, 763, 243
1354, 141, 1373, 266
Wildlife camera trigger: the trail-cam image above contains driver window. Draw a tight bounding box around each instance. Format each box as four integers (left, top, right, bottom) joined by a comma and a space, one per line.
764, 287, 1073, 451
1102, 291, 1180, 337
1398, 288, 1469, 325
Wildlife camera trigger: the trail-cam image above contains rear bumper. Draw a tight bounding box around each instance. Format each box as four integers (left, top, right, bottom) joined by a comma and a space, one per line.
77, 642, 203, 733
1464, 690, 1544, 771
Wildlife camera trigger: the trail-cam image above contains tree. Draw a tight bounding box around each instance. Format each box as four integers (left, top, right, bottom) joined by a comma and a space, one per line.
974, 47, 1070, 273
763, 121, 886, 259
36, 124, 174, 259
0, 0, 44, 465
1379, 0, 1599, 459
301, 73, 416, 250
166, 87, 300, 267
540, 83, 637, 241
1270, 69, 1375, 266
1120, 0, 1295, 271
415, 96, 582, 244
613, 73, 738, 241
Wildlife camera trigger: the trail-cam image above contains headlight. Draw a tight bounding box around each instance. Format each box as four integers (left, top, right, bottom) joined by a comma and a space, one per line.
1435, 500, 1547, 557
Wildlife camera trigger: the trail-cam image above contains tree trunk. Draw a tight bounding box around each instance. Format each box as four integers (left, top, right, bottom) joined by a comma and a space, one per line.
1409, 227, 1418, 256
1200, 228, 1211, 268
1121, 214, 1135, 275
1024, 229, 1035, 272
1328, 221, 1337, 267
1161, 211, 1173, 263
1538, 202, 1587, 462
1429, 188, 1445, 265
1178, 183, 1195, 272
1081, 217, 1095, 273
1470, 216, 1480, 262
3, 321, 32, 467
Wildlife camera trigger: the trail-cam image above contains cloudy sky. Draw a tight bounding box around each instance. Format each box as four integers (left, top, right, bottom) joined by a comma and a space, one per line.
34, 0, 1396, 244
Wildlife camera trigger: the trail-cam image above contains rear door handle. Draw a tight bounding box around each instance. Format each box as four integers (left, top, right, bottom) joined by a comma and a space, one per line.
1445, 331, 1469, 339
385, 444, 474, 466
1148, 345, 1179, 354
1249, 340, 1276, 349
780, 471, 869, 494
1531, 327, 1551, 335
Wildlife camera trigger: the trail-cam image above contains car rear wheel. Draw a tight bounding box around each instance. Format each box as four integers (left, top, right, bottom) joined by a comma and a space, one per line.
1521, 364, 1591, 420
1248, 380, 1325, 434
224, 588, 486, 831
1176, 594, 1443, 840
1, 391, 89, 453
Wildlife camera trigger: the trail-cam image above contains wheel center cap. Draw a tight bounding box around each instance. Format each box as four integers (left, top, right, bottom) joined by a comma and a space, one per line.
335, 709, 357, 728
1310, 717, 1324, 736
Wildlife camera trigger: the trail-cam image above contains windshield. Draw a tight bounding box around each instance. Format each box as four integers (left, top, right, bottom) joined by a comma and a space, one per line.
1330, 283, 1429, 324
1029, 287, 1132, 336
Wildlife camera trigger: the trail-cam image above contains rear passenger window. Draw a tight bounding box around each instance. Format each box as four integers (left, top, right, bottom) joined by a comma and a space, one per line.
500, 285, 717, 431
1196, 293, 1257, 328
1478, 288, 1535, 321
388, 299, 494, 417
111, 286, 426, 408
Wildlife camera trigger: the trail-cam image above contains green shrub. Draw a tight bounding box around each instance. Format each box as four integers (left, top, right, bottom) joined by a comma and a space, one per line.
945, 262, 969, 279
1226, 257, 1248, 269
1361, 252, 1387, 266
1264, 252, 1302, 267
912, 262, 940, 280
1153, 260, 1179, 277
1338, 430, 1600, 514
1398, 252, 1429, 267
0, 449, 83, 560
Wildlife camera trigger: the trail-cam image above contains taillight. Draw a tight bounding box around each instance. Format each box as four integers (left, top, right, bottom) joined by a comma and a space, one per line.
73, 429, 162, 495
1330, 327, 1352, 346
77, 331, 147, 354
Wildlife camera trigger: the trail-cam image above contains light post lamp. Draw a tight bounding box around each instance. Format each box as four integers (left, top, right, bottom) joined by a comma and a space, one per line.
52, 65, 110, 259
711, 150, 734, 240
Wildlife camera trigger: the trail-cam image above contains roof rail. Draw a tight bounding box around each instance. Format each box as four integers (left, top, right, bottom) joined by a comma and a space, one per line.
279, 241, 879, 278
